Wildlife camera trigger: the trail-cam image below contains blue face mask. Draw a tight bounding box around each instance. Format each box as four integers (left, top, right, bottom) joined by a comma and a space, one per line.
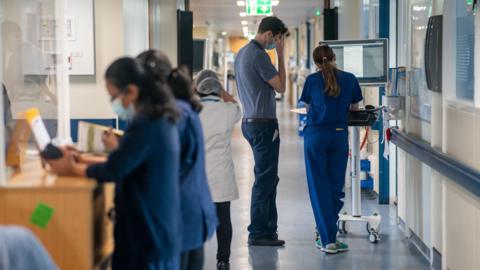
265, 42, 276, 50
265, 34, 276, 50
111, 97, 135, 120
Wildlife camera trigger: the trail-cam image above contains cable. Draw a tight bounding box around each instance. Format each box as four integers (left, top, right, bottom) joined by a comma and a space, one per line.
360, 127, 369, 151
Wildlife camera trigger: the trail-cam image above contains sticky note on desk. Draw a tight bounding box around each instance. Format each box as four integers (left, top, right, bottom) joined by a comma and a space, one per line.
30, 203, 55, 229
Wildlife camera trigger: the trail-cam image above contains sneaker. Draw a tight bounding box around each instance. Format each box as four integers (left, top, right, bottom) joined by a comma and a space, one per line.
320, 243, 338, 254
336, 240, 349, 252
315, 239, 323, 249
217, 261, 230, 270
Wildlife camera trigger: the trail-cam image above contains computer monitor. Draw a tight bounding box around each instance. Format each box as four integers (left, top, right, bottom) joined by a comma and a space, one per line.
319, 39, 388, 86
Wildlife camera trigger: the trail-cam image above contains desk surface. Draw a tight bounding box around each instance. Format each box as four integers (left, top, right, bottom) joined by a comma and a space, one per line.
2, 156, 96, 191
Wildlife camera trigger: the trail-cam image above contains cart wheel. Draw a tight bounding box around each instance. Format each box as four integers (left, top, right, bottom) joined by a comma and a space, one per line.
338, 221, 348, 234
369, 233, 378, 243
366, 222, 371, 234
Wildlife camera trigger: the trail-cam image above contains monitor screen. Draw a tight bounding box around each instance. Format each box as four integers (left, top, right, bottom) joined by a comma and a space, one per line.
320, 39, 388, 85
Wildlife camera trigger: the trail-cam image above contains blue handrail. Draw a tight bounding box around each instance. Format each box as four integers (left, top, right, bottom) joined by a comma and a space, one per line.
390, 128, 480, 198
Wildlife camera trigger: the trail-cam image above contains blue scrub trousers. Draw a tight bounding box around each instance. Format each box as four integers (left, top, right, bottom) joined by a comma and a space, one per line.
242, 121, 280, 239
304, 126, 349, 247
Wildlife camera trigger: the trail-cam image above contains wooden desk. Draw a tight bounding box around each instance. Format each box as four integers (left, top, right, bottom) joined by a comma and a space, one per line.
0, 158, 114, 270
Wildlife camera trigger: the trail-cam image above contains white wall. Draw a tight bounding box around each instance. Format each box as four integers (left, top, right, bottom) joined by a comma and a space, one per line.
69, 0, 124, 119
149, 0, 180, 66
123, 0, 149, 57
395, 1, 480, 269
337, 0, 363, 40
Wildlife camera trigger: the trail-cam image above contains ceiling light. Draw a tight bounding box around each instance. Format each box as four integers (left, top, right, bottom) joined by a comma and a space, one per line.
240, 12, 247, 17
241, 20, 248, 25
237, 1, 245, 6
272, 0, 280, 6
221, 31, 227, 36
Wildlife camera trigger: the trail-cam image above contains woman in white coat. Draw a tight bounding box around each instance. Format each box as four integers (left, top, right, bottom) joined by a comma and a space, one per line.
196, 70, 241, 270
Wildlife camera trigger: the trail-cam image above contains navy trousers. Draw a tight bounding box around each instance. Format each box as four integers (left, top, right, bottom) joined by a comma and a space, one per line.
241, 121, 280, 239
304, 127, 349, 246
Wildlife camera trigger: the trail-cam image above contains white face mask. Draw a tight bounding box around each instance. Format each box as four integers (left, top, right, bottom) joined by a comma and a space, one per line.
111, 97, 135, 120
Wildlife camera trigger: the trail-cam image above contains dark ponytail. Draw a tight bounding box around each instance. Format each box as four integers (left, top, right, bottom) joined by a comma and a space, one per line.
313, 44, 340, 97
104, 57, 178, 121
137, 50, 202, 112
168, 67, 202, 112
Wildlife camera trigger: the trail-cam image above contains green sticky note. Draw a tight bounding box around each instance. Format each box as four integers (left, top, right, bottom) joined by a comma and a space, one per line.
30, 203, 55, 229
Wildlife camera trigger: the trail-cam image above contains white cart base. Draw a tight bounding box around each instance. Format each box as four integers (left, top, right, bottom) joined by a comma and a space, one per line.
338, 212, 382, 243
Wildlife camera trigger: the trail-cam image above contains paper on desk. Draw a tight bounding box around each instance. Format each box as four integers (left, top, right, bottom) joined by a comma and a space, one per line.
290, 108, 307, 115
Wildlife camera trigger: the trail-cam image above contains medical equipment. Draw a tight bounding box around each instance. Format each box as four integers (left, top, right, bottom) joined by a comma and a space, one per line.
338, 106, 383, 243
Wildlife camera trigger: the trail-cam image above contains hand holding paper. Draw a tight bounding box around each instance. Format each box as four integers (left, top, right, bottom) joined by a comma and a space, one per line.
102, 128, 119, 152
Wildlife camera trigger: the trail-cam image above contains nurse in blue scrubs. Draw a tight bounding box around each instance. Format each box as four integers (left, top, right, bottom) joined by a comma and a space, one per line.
300, 44, 363, 254
48, 57, 182, 270
137, 50, 218, 270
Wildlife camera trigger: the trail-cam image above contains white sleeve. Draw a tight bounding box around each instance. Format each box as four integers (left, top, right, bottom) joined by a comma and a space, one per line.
227, 103, 242, 127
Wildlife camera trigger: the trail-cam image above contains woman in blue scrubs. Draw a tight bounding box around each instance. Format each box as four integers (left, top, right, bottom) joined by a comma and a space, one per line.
137, 50, 218, 270
300, 44, 363, 254
48, 57, 182, 269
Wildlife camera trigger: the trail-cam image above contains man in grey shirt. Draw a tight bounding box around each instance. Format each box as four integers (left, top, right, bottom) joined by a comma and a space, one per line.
234, 16, 287, 246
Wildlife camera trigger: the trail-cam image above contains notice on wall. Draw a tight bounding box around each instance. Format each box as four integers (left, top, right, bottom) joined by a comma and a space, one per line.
343, 45, 364, 78
30, 203, 55, 229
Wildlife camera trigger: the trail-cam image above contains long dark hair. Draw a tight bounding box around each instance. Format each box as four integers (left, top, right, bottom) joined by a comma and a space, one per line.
136, 50, 202, 112
104, 57, 178, 121
313, 44, 340, 97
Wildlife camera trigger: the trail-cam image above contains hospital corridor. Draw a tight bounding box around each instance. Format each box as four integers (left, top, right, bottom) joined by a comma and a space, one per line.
0, 0, 479, 270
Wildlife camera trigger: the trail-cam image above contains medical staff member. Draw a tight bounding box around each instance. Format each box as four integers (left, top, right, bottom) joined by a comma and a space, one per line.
234, 16, 288, 246
195, 70, 241, 270
137, 50, 217, 270
48, 57, 182, 269
300, 44, 363, 254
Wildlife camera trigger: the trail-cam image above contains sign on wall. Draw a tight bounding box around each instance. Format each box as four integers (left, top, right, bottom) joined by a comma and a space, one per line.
66, 0, 95, 75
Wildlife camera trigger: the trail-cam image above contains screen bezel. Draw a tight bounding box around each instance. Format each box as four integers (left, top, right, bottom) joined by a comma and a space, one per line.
319, 39, 389, 86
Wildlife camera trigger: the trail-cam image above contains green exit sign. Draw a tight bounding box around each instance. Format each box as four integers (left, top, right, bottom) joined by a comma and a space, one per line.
246, 0, 273, 16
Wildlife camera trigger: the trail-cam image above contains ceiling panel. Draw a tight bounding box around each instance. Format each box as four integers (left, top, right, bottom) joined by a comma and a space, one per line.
190, 0, 323, 36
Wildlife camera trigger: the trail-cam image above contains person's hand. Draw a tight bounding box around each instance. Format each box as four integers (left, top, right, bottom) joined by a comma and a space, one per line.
46, 147, 76, 176
275, 35, 285, 56
102, 129, 119, 152
77, 153, 108, 165
220, 90, 237, 103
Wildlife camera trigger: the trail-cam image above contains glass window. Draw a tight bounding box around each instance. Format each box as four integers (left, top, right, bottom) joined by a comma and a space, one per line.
1, 0, 67, 179
408, 0, 432, 123
455, 0, 475, 101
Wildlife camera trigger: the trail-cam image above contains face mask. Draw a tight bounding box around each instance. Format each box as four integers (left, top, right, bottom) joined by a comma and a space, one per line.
265, 35, 276, 50
111, 97, 135, 120
265, 42, 276, 50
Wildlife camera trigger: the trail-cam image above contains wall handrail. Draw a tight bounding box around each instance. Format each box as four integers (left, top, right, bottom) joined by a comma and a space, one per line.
390, 128, 480, 198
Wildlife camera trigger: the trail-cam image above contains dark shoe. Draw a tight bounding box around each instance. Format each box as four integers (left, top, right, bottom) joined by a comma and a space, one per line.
248, 237, 286, 246
217, 261, 230, 270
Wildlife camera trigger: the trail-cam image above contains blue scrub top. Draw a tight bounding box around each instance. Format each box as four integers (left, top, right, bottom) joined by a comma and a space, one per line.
300, 70, 363, 129
86, 114, 181, 268
176, 100, 218, 252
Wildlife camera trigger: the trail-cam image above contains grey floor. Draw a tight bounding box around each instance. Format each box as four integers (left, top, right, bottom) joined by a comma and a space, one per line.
204, 102, 430, 270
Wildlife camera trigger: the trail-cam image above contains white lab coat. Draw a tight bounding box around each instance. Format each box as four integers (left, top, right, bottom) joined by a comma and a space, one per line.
199, 96, 242, 202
